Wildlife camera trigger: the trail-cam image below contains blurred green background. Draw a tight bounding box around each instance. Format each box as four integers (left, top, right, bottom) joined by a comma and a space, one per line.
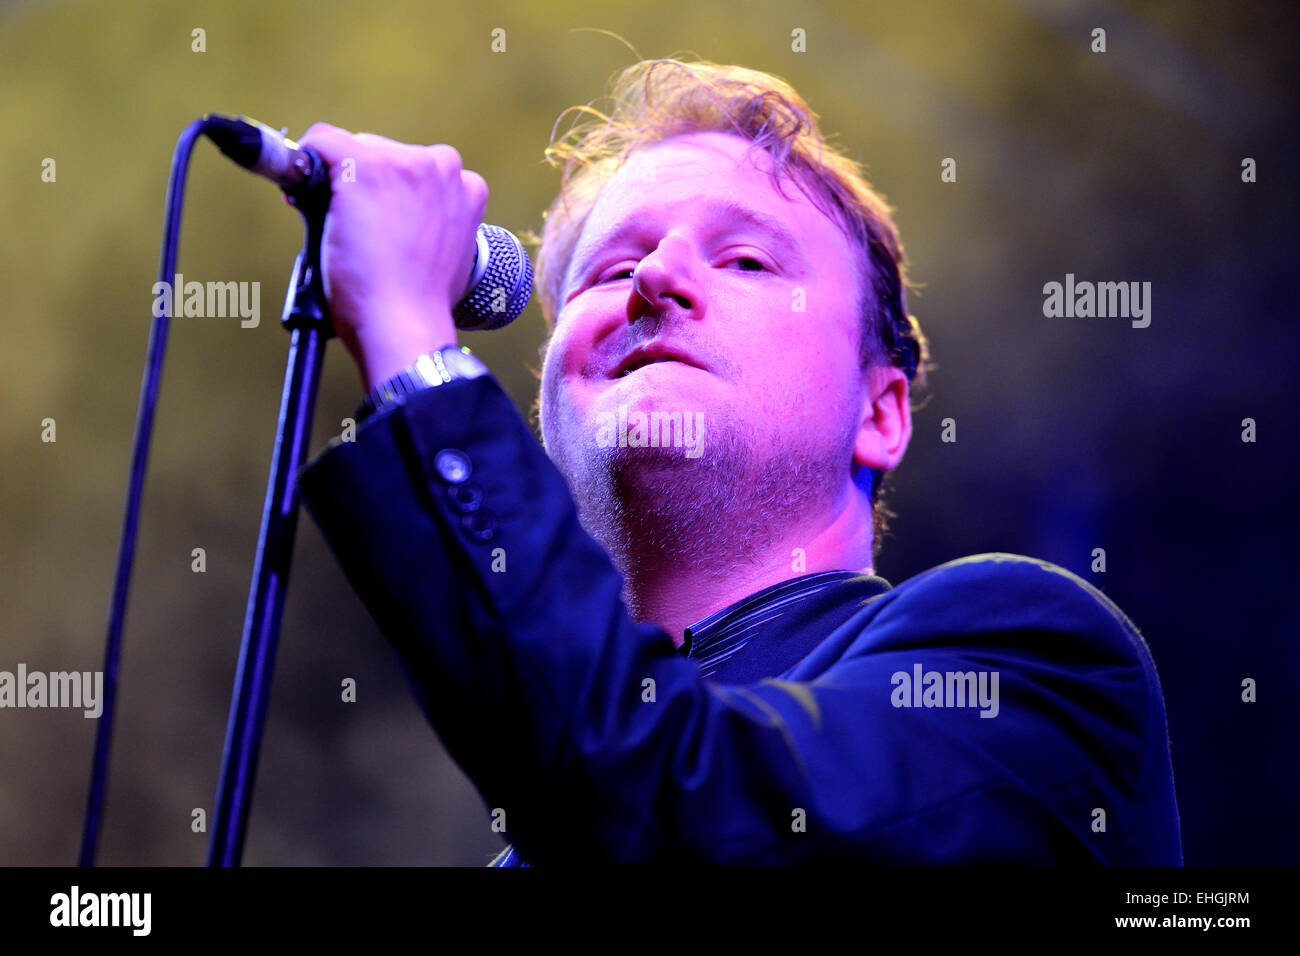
2, 0, 1296, 865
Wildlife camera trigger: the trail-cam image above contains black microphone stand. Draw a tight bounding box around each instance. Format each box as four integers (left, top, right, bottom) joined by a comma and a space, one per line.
207, 155, 332, 866
84, 117, 528, 867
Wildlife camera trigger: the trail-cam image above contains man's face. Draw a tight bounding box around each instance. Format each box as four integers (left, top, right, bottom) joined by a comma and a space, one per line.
539, 131, 874, 530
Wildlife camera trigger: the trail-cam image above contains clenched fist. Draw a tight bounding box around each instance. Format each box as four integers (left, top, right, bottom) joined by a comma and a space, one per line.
296, 123, 489, 390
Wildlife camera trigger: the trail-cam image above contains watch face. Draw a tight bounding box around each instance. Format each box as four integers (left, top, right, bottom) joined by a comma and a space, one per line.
444, 349, 485, 378
413, 353, 445, 385
443, 350, 469, 376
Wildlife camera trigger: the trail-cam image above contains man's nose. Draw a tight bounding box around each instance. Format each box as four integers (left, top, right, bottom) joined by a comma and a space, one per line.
630, 234, 705, 320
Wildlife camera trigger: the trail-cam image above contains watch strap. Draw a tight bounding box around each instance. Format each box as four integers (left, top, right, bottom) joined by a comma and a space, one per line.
355, 345, 488, 423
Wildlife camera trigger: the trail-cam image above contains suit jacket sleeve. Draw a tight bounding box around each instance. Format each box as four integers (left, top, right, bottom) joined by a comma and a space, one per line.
297, 374, 1181, 864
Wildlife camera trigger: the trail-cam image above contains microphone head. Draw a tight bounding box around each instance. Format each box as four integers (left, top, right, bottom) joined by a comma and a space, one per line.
453, 224, 534, 331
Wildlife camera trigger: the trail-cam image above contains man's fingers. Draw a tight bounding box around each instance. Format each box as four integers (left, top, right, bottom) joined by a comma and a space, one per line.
353, 130, 425, 152
296, 122, 357, 165
295, 128, 485, 208
424, 143, 463, 166
461, 169, 489, 219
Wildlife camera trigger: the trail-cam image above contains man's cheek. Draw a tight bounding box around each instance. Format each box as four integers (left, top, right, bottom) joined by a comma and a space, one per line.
540, 377, 586, 453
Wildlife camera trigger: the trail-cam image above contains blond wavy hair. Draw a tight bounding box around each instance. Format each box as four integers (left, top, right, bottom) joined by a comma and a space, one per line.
529, 57, 932, 550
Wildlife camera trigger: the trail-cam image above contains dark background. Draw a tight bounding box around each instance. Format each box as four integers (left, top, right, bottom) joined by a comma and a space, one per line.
1, 0, 1295, 865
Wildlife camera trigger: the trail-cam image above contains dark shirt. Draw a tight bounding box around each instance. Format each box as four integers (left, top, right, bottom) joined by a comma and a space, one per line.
297, 373, 1182, 865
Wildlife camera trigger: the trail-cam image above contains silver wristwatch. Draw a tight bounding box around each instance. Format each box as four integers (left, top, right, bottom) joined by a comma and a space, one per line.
355, 345, 489, 422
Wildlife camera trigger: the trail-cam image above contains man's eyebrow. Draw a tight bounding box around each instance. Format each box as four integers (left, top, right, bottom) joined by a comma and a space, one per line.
568, 198, 806, 281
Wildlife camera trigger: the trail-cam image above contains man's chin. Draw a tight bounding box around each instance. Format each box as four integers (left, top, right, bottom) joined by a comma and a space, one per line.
581, 392, 710, 463
602, 364, 712, 400
596, 366, 716, 412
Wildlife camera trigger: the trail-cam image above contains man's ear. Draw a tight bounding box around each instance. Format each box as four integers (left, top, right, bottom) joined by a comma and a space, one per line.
853, 364, 911, 473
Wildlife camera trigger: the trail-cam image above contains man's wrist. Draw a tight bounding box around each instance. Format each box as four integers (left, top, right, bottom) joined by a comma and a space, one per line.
355, 345, 489, 422
359, 334, 459, 392
350, 303, 458, 391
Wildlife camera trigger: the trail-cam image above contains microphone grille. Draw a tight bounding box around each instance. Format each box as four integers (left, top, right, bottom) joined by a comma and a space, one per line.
453, 225, 534, 331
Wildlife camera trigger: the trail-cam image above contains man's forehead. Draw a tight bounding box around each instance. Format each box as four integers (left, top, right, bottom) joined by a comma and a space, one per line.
610, 130, 780, 189
564, 133, 828, 283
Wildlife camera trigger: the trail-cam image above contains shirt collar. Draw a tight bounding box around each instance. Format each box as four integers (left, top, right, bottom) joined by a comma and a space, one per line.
679, 569, 890, 664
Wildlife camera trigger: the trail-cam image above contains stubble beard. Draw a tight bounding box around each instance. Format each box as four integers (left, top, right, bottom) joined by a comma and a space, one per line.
552, 402, 855, 587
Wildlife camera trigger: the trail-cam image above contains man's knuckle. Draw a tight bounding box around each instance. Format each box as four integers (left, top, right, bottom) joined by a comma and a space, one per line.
426, 144, 463, 170
463, 170, 489, 203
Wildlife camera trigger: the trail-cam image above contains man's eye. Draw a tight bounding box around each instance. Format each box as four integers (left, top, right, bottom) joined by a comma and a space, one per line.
594, 256, 768, 284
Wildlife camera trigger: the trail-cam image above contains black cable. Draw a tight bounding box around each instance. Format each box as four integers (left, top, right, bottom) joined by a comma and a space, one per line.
78, 117, 215, 867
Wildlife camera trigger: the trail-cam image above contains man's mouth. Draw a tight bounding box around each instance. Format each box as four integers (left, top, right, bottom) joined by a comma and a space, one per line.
618, 357, 686, 376
611, 343, 706, 378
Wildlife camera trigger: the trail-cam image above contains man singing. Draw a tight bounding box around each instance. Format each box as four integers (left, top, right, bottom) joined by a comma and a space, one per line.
295, 58, 1181, 864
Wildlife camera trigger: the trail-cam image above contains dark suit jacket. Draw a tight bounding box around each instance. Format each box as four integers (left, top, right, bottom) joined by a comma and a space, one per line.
297, 374, 1182, 864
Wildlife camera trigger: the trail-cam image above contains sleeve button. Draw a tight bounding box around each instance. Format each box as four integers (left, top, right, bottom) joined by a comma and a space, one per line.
449, 482, 484, 513
461, 512, 496, 542
434, 449, 471, 484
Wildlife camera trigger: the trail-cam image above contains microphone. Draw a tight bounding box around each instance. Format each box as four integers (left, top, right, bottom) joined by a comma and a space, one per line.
202, 114, 532, 331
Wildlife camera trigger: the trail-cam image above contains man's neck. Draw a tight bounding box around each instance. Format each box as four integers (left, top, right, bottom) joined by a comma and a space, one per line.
606, 490, 876, 646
